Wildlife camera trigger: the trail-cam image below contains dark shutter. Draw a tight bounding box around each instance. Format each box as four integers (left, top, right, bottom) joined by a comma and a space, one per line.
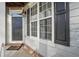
54, 2, 70, 46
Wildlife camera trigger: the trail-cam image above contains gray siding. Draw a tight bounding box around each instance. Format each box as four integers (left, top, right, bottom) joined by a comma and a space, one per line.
70, 2, 79, 47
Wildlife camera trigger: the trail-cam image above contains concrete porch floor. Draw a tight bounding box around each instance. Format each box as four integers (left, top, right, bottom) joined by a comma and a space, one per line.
4, 44, 33, 57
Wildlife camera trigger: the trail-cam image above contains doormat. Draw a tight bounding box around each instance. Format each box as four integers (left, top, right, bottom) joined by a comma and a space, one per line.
7, 44, 23, 50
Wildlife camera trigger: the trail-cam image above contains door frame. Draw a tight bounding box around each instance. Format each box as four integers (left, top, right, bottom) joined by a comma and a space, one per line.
10, 15, 23, 43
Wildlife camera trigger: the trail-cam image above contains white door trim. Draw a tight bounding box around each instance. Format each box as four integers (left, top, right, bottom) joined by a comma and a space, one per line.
9, 15, 23, 43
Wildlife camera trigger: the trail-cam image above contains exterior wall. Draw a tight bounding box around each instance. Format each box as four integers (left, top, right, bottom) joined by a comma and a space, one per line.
24, 2, 41, 50
24, 2, 55, 56
0, 2, 5, 56
24, 2, 79, 57
70, 2, 79, 47
0, 2, 5, 50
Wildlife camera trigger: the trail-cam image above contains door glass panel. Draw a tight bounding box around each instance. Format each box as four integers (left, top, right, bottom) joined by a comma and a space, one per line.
12, 17, 22, 41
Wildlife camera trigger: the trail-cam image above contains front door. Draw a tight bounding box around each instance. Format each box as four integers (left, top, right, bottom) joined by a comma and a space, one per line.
12, 17, 22, 42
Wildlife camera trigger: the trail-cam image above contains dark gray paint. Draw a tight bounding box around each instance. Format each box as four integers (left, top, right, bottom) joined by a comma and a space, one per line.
54, 2, 70, 46
12, 17, 22, 41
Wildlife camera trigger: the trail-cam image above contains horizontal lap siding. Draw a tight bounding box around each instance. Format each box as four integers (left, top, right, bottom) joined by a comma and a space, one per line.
70, 2, 79, 47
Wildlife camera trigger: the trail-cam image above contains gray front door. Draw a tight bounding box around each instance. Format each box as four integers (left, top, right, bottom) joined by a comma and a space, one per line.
12, 17, 22, 41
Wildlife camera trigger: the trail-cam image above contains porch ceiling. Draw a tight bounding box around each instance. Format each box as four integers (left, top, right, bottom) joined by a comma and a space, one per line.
6, 2, 28, 7
6, 2, 28, 15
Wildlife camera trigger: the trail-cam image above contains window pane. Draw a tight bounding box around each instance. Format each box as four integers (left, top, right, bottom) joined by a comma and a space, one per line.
40, 18, 52, 40
47, 2, 51, 8
27, 9, 30, 36
31, 4, 37, 16
39, 7, 42, 12
42, 2, 47, 5
31, 21, 37, 37
42, 4, 46, 11
39, 2, 52, 18
39, 2, 42, 7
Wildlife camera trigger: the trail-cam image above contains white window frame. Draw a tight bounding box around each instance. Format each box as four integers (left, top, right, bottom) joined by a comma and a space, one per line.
27, 2, 55, 47
38, 2, 55, 47
30, 3, 38, 39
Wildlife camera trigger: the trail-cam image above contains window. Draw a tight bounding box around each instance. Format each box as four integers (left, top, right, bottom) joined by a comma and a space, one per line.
39, 2, 52, 41
54, 2, 70, 46
27, 8, 30, 36
31, 21, 37, 37
31, 4, 37, 16
31, 4, 37, 21
39, 2, 52, 19
31, 3, 37, 37
40, 18, 52, 40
